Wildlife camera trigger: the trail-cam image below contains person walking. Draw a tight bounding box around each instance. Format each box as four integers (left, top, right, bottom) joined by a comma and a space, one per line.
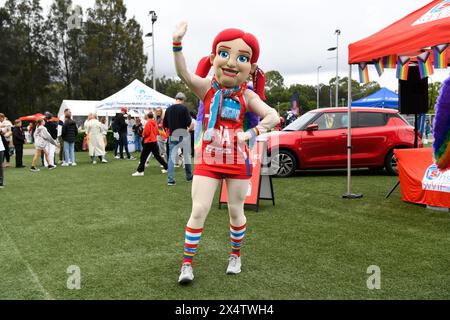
163, 92, 194, 186
131, 112, 168, 176
30, 119, 57, 172
85, 113, 107, 164
12, 119, 26, 168
61, 114, 78, 166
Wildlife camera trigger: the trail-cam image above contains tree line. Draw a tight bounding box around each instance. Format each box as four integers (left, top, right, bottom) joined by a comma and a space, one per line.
0, 0, 441, 121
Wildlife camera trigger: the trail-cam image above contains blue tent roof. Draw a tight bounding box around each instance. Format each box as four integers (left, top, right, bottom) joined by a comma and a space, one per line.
352, 87, 398, 109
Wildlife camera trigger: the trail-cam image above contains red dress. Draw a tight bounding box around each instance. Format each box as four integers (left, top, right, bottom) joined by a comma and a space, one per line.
194, 87, 252, 179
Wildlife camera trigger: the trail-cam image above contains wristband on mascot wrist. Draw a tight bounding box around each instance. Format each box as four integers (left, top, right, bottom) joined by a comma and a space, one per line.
246, 127, 260, 140
173, 41, 182, 52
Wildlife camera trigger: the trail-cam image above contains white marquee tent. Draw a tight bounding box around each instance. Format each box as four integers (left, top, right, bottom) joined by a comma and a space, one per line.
96, 79, 175, 112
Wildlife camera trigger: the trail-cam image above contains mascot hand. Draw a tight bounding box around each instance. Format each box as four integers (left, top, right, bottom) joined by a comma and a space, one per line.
173, 21, 188, 42
237, 131, 253, 143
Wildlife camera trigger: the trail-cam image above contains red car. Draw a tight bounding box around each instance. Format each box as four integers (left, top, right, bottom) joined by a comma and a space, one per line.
266, 107, 422, 177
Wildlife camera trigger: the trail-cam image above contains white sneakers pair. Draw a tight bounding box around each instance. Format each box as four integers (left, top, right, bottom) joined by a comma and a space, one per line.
178, 255, 241, 285
61, 162, 77, 167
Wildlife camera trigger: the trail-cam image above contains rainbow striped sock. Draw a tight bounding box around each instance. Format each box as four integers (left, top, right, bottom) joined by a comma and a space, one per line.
182, 226, 203, 266
230, 224, 247, 257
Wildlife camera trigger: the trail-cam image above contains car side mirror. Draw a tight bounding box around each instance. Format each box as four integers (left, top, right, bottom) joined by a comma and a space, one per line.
306, 123, 319, 131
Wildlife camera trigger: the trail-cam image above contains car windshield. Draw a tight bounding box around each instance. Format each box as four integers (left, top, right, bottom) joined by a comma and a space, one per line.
283, 112, 318, 131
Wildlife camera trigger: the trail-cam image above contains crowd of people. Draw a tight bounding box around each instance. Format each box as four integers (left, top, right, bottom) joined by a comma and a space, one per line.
0, 92, 200, 189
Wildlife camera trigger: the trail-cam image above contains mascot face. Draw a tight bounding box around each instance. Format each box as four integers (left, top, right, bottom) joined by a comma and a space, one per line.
210, 38, 257, 88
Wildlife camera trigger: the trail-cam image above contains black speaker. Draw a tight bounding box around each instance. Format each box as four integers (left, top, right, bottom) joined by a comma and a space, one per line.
399, 65, 429, 114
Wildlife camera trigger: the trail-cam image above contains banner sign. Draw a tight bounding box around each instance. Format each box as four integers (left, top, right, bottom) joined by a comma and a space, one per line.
422, 164, 450, 193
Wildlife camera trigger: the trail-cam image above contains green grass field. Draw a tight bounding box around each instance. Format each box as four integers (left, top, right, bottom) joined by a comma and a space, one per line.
0, 151, 449, 300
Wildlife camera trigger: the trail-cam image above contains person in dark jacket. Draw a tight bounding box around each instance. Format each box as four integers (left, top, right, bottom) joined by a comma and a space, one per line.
112, 107, 135, 160
12, 119, 26, 168
61, 115, 79, 166
163, 92, 193, 185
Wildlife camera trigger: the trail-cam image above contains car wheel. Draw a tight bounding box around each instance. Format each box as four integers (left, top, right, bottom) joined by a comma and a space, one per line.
384, 149, 398, 176
271, 150, 297, 177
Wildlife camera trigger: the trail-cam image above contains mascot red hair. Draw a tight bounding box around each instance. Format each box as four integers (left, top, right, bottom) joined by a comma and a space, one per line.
172, 22, 279, 284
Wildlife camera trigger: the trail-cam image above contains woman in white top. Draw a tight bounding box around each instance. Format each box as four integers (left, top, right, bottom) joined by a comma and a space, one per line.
30, 118, 57, 172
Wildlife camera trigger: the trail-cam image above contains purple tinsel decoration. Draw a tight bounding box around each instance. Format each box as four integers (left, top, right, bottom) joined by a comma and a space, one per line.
433, 73, 450, 155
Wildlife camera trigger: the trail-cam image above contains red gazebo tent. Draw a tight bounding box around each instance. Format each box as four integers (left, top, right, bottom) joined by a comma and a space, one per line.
349, 0, 450, 65
18, 113, 45, 121
343, 0, 450, 198
18, 113, 60, 122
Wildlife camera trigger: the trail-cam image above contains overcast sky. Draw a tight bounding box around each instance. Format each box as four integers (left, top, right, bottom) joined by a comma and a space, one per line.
2, 0, 449, 90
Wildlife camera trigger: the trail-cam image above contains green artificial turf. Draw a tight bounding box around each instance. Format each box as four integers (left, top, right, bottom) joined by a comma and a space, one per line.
0, 152, 449, 300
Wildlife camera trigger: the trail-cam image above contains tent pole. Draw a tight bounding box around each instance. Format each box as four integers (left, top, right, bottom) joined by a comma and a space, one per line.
343, 64, 363, 199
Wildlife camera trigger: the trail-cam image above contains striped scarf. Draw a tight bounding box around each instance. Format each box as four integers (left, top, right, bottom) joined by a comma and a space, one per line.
203, 79, 246, 142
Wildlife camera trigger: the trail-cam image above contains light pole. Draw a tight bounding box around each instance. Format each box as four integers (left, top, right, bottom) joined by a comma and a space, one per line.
146, 11, 158, 90
316, 66, 322, 109
327, 29, 341, 107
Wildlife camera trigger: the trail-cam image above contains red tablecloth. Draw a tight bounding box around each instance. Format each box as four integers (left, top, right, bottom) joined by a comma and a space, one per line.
395, 148, 450, 208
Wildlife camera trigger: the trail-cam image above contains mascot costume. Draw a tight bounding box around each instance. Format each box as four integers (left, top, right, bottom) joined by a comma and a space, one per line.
433, 74, 450, 170
172, 22, 279, 284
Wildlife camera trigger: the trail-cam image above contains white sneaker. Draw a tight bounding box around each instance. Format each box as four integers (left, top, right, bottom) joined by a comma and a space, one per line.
226, 254, 241, 274
114, 156, 120, 159
61, 162, 69, 167
178, 263, 194, 284
71, 162, 77, 166
101, 158, 108, 163
132, 171, 144, 177
93, 161, 97, 164
161, 169, 167, 173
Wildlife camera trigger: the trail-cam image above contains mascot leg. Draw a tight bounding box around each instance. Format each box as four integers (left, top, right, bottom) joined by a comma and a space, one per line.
225, 178, 249, 275
179, 175, 219, 284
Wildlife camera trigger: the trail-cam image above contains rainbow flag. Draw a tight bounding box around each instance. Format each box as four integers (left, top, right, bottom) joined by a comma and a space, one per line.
358, 63, 369, 84
396, 56, 410, 80
383, 55, 397, 68
373, 58, 384, 77
417, 51, 434, 79
433, 44, 448, 69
